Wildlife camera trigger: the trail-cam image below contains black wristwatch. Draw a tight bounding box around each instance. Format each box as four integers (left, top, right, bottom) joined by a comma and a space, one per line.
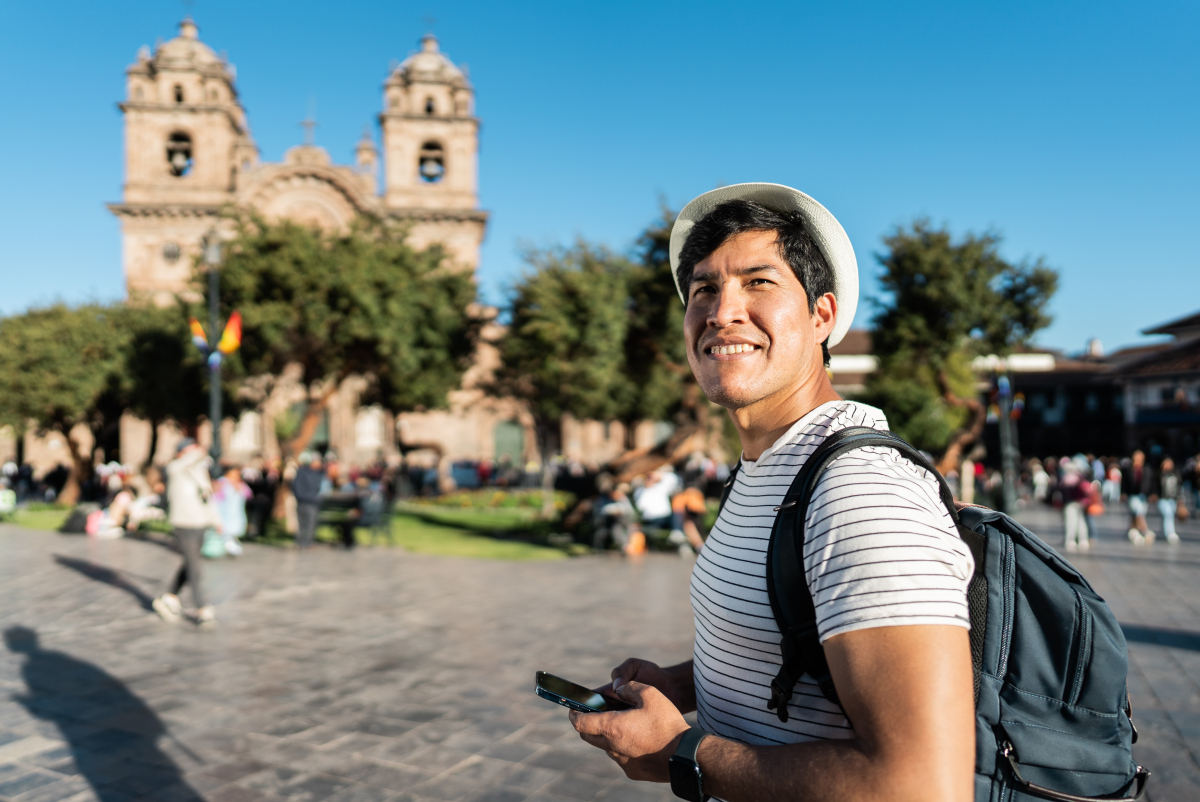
669, 727, 711, 802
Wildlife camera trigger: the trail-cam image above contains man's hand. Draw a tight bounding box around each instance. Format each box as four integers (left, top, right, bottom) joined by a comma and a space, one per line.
569, 682, 690, 782
596, 658, 695, 713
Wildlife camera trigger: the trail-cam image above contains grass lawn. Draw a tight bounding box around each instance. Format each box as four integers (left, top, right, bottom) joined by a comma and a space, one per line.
7, 501, 571, 561
314, 509, 567, 560
7, 506, 71, 531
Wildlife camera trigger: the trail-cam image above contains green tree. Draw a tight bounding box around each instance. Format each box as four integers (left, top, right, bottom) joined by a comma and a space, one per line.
608, 210, 721, 479
492, 242, 633, 513
212, 213, 479, 458
861, 220, 1057, 471
118, 303, 231, 468
0, 304, 130, 504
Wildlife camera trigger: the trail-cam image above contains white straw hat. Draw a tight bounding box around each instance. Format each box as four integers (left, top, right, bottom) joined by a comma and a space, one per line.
668, 183, 859, 348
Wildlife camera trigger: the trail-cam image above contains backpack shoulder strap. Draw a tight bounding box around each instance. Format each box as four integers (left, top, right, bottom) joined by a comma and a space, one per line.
716, 461, 741, 515
764, 426, 962, 722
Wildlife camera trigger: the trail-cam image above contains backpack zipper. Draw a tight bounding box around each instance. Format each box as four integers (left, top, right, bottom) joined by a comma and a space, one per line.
998, 534, 1016, 676
1067, 588, 1093, 705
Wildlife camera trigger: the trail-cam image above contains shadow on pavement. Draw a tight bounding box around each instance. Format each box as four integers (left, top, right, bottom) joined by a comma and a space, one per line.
4, 626, 204, 801
53, 554, 156, 612
1121, 624, 1200, 652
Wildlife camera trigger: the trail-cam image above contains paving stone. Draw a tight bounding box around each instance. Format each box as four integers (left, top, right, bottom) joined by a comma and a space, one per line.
477, 744, 538, 765
16, 775, 95, 802
4, 508, 1199, 801
0, 768, 64, 797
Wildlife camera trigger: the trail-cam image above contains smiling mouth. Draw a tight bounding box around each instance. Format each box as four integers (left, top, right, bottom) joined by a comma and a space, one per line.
708, 344, 760, 355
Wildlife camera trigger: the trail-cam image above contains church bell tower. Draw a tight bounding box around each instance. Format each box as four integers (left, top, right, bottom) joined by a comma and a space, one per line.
111, 18, 258, 301
380, 34, 486, 269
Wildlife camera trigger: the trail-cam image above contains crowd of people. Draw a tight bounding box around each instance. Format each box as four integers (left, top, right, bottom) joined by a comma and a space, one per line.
589, 452, 730, 557
1013, 450, 1195, 551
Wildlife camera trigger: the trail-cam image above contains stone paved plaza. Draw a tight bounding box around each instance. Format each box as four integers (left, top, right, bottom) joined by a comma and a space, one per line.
1, 503, 1199, 802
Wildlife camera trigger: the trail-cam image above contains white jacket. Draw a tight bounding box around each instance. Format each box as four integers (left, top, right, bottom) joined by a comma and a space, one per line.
166, 449, 222, 529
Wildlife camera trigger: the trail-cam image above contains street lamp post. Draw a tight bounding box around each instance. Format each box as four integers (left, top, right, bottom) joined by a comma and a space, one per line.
996, 372, 1020, 515
204, 234, 223, 477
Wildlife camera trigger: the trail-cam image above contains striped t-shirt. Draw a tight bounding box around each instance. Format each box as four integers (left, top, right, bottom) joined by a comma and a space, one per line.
690, 400, 974, 745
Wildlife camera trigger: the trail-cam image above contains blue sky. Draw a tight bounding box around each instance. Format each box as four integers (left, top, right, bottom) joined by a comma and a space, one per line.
1, 1, 1196, 354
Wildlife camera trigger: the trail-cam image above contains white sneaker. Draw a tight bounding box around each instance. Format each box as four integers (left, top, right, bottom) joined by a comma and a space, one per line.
1167, 533, 1181, 545
152, 594, 182, 623
1145, 530, 1157, 545
1065, 542, 1077, 553
1128, 528, 1145, 545
1079, 539, 1091, 552
224, 538, 243, 557
195, 605, 217, 628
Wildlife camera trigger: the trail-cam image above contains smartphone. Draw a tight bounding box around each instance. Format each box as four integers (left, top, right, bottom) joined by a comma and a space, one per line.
535, 671, 632, 713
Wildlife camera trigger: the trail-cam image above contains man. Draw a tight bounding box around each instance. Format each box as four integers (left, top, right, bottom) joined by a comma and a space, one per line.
570, 184, 975, 802
1153, 457, 1181, 545
152, 439, 221, 626
291, 452, 325, 550
1121, 450, 1155, 544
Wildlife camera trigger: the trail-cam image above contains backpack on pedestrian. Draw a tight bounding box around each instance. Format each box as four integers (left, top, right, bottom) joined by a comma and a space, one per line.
718, 426, 1148, 802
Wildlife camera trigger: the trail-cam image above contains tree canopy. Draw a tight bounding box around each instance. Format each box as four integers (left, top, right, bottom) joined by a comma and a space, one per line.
861, 220, 1058, 468
212, 213, 480, 456
0, 304, 130, 503
493, 210, 721, 490
493, 241, 633, 442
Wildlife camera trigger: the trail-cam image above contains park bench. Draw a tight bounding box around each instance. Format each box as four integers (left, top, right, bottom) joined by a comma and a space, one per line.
317, 491, 389, 548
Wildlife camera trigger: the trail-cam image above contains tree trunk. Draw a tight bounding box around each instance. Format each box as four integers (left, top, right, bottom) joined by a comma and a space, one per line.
935, 371, 988, 476
538, 421, 558, 518
284, 381, 341, 459
142, 417, 162, 472
607, 382, 710, 483
59, 428, 91, 507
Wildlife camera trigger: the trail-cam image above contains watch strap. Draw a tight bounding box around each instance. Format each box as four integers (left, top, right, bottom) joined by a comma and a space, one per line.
675, 727, 709, 762
669, 727, 710, 802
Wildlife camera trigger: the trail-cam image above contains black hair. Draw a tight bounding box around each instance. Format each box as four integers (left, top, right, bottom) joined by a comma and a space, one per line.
676, 199, 834, 366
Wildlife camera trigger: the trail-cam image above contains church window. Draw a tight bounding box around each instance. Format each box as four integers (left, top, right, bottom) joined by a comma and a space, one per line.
425, 97, 435, 115
174, 84, 184, 104
166, 132, 193, 177
162, 242, 181, 263
390, 94, 400, 110
418, 141, 444, 182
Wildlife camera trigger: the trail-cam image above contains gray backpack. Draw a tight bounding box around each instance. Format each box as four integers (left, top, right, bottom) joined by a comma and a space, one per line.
718, 426, 1148, 801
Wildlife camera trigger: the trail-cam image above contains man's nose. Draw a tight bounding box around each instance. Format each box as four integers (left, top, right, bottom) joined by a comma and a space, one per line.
708, 284, 749, 328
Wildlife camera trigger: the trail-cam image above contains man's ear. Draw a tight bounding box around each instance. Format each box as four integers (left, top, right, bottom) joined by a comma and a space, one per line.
813, 292, 838, 339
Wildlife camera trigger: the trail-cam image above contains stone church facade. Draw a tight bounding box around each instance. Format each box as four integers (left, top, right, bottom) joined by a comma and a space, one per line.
104, 19, 634, 473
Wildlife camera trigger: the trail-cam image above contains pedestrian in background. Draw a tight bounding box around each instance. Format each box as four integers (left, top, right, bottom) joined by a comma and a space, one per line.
1029, 458, 1049, 503
1184, 454, 1200, 515
1061, 462, 1089, 552
1122, 450, 1155, 544
1103, 460, 1122, 503
1155, 457, 1182, 545
291, 452, 324, 550
152, 439, 221, 626
213, 467, 251, 556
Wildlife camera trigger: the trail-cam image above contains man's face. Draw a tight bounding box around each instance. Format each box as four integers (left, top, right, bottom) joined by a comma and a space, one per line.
1133, 451, 1144, 467
683, 230, 834, 411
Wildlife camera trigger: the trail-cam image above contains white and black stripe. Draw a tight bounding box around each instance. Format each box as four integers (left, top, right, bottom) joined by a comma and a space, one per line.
690, 400, 974, 745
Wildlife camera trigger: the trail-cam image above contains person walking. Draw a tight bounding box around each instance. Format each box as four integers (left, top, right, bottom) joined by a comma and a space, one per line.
1061, 462, 1089, 552
1155, 457, 1182, 545
290, 452, 324, 550
1122, 450, 1155, 544
152, 440, 221, 626
1103, 460, 1122, 503
213, 467, 252, 555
